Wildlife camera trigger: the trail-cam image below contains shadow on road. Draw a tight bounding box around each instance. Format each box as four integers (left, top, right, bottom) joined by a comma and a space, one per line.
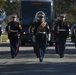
0, 62, 76, 75
0, 43, 10, 47
0, 48, 76, 59
0, 42, 75, 47
0, 46, 76, 75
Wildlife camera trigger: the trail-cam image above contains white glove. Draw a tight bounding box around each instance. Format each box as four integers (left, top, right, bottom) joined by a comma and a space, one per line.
33, 35, 36, 42
48, 34, 51, 41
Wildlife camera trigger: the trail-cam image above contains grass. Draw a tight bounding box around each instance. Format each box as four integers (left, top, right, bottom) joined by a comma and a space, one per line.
0, 34, 9, 42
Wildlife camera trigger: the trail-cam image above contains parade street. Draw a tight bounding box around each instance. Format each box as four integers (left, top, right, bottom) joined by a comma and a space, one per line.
0, 37, 76, 75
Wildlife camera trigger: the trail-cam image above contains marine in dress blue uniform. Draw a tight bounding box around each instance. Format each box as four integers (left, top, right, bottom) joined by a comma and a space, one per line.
31, 11, 50, 62
6, 15, 22, 58
54, 15, 69, 58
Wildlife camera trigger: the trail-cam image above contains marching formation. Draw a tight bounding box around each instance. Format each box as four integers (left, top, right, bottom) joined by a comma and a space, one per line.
4, 11, 76, 62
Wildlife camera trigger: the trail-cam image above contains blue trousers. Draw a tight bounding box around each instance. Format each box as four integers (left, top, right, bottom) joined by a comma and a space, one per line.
36, 41, 46, 60
10, 38, 20, 57
55, 38, 66, 57
55, 39, 59, 53
33, 42, 40, 58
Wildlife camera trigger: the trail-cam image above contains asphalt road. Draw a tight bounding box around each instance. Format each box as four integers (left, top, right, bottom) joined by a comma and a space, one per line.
0, 38, 76, 75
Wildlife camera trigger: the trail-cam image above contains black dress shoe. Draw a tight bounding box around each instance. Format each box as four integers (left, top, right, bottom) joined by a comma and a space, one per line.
15, 51, 18, 56
60, 55, 64, 58
11, 54, 15, 58
39, 58, 43, 62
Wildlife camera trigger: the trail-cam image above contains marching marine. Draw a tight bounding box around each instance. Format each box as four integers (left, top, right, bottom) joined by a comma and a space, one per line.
53, 14, 69, 58
31, 11, 50, 62
6, 15, 22, 58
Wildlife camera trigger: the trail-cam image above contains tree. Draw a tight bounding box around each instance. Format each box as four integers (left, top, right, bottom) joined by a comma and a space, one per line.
0, 0, 5, 8
53, 0, 76, 24
4, 0, 20, 16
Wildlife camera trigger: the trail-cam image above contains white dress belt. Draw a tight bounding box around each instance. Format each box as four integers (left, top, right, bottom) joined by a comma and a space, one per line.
38, 32, 46, 34
58, 29, 66, 31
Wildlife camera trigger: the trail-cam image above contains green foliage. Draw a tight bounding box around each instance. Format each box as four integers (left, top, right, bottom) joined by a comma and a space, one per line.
1, 0, 76, 25
1, 34, 8, 42
54, 0, 76, 24
4, 0, 20, 16
0, 0, 5, 8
